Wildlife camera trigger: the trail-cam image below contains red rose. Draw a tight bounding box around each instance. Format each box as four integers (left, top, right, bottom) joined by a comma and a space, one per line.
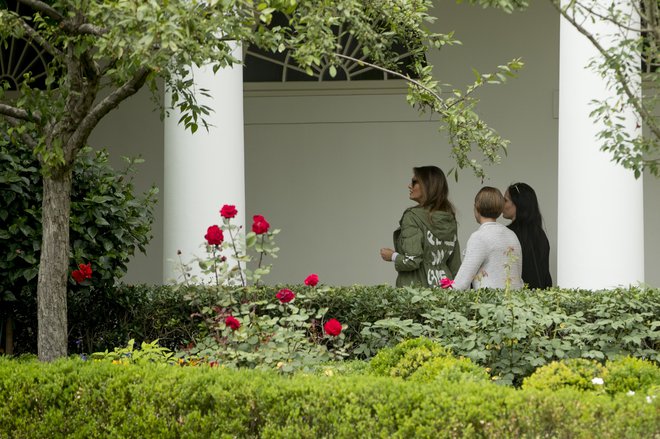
225, 315, 240, 330
78, 262, 92, 279
323, 318, 342, 337
220, 204, 238, 219
205, 225, 224, 246
440, 277, 454, 289
71, 270, 86, 284
276, 288, 296, 303
252, 215, 270, 235
304, 273, 319, 287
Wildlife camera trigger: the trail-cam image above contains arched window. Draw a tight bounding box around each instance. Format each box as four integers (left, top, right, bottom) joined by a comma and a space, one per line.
244, 15, 422, 82
0, 0, 51, 91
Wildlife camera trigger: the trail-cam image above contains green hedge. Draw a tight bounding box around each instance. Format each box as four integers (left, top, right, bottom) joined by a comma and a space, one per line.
188, 284, 659, 383
67, 284, 200, 354
14, 284, 658, 384
0, 358, 657, 438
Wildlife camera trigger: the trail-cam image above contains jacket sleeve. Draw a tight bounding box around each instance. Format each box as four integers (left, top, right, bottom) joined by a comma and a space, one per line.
393, 211, 424, 273
452, 233, 486, 290
447, 237, 461, 279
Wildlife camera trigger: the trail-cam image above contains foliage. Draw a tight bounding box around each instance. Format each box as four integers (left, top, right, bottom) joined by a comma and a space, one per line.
14, 282, 657, 385
603, 356, 660, 395
368, 337, 451, 377
180, 291, 347, 374
201, 285, 660, 384
547, 0, 660, 177
305, 360, 371, 378
409, 354, 491, 384
174, 205, 347, 373
0, 133, 156, 353
68, 284, 203, 356
523, 356, 660, 398
90, 339, 174, 365
0, 357, 658, 437
368, 338, 489, 383
522, 358, 607, 392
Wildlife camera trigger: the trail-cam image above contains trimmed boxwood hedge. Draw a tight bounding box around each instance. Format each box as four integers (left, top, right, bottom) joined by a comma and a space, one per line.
0, 357, 657, 438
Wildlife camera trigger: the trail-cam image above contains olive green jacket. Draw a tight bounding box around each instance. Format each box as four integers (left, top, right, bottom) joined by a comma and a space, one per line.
393, 206, 461, 288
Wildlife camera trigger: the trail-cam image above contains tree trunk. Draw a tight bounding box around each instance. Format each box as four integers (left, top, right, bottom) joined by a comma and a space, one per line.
4, 317, 13, 355
37, 168, 73, 361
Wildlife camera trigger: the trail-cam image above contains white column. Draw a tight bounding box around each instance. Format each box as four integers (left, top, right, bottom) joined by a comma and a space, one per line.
557, 4, 644, 289
163, 47, 245, 283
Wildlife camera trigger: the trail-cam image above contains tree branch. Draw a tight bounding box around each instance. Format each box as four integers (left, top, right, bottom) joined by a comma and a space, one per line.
17, 0, 64, 22
18, 0, 107, 36
18, 17, 64, 59
0, 102, 39, 123
333, 53, 447, 109
574, 2, 646, 33
70, 67, 152, 148
550, 0, 660, 140
4, 115, 38, 149
69, 23, 107, 37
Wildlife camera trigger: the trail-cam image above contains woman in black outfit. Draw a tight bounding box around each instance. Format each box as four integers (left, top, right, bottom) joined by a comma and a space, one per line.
503, 183, 552, 289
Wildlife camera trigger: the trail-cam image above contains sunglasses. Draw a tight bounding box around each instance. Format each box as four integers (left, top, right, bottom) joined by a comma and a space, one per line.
411, 178, 419, 186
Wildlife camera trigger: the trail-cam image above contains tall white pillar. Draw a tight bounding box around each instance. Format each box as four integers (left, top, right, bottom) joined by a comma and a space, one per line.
557, 4, 644, 289
163, 48, 245, 283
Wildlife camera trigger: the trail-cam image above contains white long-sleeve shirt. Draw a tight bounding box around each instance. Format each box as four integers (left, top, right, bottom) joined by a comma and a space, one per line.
453, 222, 523, 290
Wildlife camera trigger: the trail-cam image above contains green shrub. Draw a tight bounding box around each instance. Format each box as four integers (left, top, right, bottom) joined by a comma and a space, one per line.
0, 357, 657, 438
410, 355, 490, 383
368, 338, 451, 377
305, 360, 371, 377
367, 338, 488, 383
522, 358, 606, 392
90, 339, 175, 365
603, 356, 660, 395
69, 284, 199, 354
229, 285, 659, 384
0, 134, 157, 354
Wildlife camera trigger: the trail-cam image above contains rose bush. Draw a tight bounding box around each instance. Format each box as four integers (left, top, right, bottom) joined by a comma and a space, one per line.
177, 204, 345, 373
175, 205, 280, 288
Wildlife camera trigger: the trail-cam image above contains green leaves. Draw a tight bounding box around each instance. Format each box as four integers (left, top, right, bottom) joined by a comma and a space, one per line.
181, 288, 342, 373
554, 0, 660, 177
3, 0, 528, 181
0, 134, 156, 324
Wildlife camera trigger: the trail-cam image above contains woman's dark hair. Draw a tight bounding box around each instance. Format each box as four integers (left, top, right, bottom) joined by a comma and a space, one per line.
507, 182, 552, 288
414, 166, 455, 216
507, 182, 543, 227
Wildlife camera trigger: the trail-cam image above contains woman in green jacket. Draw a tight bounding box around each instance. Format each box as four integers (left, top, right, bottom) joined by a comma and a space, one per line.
380, 166, 461, 287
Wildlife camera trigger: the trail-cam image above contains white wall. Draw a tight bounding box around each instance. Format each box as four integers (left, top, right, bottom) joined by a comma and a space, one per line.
89, 87, 165, 283
89, 1, 660, 288
244, 2, 560, 286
